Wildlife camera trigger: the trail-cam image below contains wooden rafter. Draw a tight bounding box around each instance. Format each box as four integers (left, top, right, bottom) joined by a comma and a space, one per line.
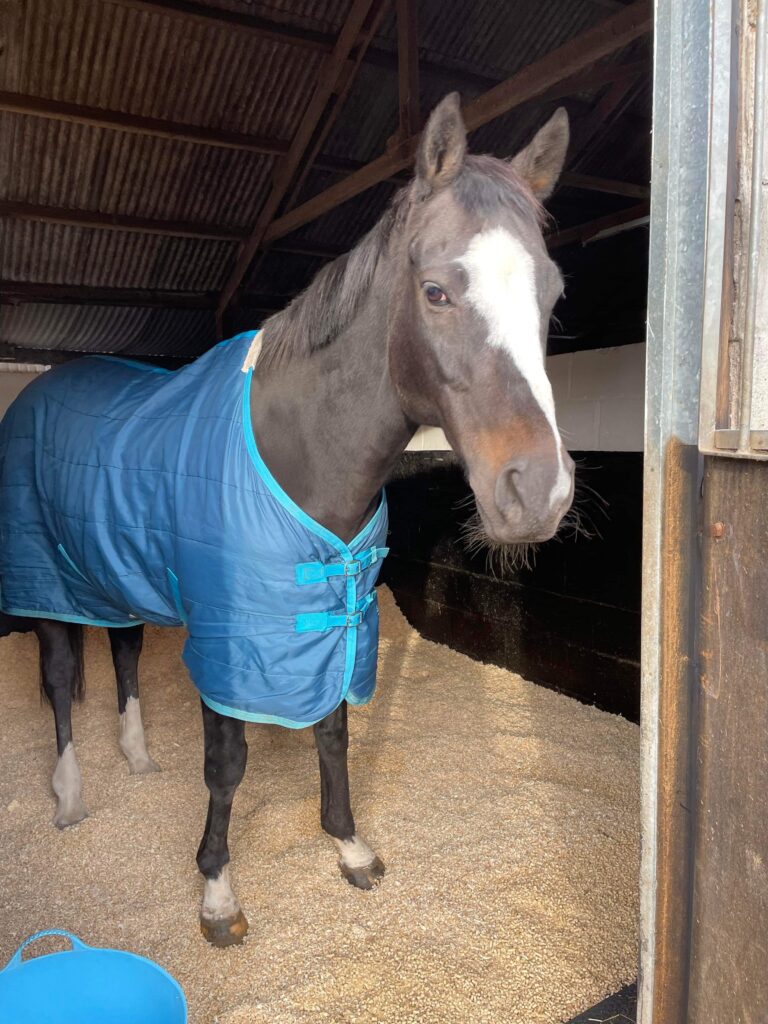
546, 201, 650, 248
569, 76, 641, 166
0, 59, 648, 164
396, 0, 420, 140
1, 282, 216, 308
216, 0, 379, 319
244, 0, 390, 294
107, 0, 501, 94
0, 282, 289, 315
1, 203, 650, 313
0, 200, 247, 242
281, 0, 390, 220
110, 0, 334, 51
0, 91, 288, 155
262, 0, 652, 246
559, 172, 649, 199
460, 1, 650, 131
1, 192, 648, 254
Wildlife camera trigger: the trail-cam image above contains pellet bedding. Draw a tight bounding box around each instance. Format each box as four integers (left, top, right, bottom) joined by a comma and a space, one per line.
0, 588, 639, 1023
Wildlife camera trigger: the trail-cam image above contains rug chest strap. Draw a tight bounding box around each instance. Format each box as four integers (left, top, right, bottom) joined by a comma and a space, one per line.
294, 546, 389, 585
295, 591, 376, 633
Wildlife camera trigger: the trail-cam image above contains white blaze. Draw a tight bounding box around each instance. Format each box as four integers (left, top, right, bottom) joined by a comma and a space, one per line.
459, 227, 571, 506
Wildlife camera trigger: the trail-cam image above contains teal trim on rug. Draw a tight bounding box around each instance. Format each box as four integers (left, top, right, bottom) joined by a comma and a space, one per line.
200, 693, 319, 729
241, 366, 386, 559
0, 605, 143, 628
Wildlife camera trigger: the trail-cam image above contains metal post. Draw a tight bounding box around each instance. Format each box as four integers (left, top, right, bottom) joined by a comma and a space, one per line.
641, 0, 711, 1019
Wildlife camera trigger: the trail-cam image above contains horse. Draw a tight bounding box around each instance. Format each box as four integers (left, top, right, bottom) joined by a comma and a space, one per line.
0, 93, 574, 946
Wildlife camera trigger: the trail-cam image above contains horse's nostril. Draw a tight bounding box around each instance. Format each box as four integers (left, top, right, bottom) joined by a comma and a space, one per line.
495, 456, 538, 514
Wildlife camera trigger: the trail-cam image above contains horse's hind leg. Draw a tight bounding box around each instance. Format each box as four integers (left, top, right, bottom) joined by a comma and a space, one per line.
196, 701, 249, 946
36, 620, 88, 828
314, 700, 385, 890
108, 625, 159, 774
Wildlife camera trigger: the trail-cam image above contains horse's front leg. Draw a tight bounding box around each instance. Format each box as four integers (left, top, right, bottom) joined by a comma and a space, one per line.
197, 700, 249, 946
108, 625, 159, 774
314, 700, 385, 889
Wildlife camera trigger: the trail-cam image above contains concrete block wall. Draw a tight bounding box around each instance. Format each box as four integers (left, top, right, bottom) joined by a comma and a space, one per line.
0, 369, 45, 416
0, 345, 646, 454
407, 342, 645, 453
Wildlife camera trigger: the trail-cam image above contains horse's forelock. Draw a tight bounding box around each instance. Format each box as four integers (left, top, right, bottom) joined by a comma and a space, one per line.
453, 155, 547, 227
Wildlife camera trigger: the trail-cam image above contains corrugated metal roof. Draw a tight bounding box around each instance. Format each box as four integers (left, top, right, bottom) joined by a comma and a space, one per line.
0, 114, 276, 226
2, 0, 325, 138
206, 0, 352, 34
0, 0, 652, 358
0, 303, 216, 355
380, 0, 605, 83
0, 218, 234, 290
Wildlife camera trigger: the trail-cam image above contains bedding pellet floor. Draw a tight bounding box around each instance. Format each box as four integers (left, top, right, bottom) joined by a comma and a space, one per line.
0, 587, 640, 1024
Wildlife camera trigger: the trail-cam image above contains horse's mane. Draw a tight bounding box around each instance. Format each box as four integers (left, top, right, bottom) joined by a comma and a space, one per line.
257, 155, 543, 372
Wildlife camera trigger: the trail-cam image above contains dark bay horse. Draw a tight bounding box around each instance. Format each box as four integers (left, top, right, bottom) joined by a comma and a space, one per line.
0, 94, 573, 946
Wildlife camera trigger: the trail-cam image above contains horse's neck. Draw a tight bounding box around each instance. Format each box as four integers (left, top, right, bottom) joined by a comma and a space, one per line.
249, 299, 414, 544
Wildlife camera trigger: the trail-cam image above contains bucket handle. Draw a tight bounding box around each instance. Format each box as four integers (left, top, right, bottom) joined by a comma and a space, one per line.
5, 930, 89, 970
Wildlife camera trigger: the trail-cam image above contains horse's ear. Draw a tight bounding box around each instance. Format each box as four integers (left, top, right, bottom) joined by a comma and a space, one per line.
509, 107, 569, 200
416, 92, 467, 191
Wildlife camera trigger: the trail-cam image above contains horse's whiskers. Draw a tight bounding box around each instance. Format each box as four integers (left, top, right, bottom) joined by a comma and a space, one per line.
452, 491, 477, 512
460, 507, 537, 576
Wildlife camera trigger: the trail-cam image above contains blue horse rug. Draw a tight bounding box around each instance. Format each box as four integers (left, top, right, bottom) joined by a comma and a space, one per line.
0, 332, 388, 728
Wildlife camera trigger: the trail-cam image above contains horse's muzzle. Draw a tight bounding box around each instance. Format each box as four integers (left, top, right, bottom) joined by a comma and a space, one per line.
482, 450, 575, 543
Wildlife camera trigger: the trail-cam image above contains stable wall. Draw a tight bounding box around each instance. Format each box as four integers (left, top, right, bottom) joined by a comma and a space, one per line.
0, 368, 42, 414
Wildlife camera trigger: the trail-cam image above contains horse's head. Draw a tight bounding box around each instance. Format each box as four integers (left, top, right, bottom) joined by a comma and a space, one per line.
389, 94, 574, 545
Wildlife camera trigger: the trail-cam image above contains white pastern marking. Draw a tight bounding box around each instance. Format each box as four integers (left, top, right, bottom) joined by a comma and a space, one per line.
52, 742, 87, 826
334, 834, 376, 869
119, 696, 159, 774
460, 227, 571, 505
202, 865, 241, 921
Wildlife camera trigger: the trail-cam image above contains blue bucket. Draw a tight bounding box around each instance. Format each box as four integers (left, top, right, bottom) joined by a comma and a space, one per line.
0, 929, 187, 1024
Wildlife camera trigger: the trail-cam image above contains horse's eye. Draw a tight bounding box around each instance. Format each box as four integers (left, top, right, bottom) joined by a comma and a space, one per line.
423, 282, 449, 307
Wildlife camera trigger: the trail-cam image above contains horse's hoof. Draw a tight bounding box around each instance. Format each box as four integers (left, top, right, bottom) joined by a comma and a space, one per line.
53, 800, 88, 829
340, 855, 386, 891
128, 756, 160, 775
200, 909, 249, 947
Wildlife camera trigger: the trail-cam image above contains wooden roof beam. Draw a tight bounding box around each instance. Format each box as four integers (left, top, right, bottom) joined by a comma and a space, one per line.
217, 0, 380, 319
280, 0, 390, 221
0, 200, 247, 242
1, 190, 648, 259
1, 282, 216, 309
244, 0, 390, 292
546, 201, 650, 248
0, 201, 345, 257
559, 172, 649, 199
110, 0, 335, 51
395, 0, 420, 140
108, 0, 505, 94
0, 55, 648, 164
262, 0, 652, 245
568, 76, 641, 166
0, 91, 289, 155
